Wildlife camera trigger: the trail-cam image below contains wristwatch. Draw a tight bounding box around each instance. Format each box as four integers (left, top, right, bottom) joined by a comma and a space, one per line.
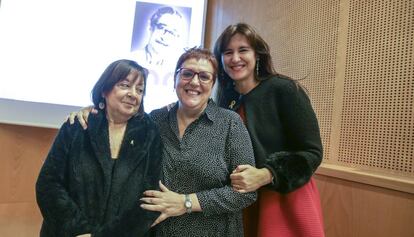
184, 194, 192, 214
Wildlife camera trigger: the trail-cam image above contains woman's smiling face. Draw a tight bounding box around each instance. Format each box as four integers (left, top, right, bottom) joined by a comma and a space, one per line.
104, 69, 144, 121
222, 33, 257, 84
175, 58, 215, 112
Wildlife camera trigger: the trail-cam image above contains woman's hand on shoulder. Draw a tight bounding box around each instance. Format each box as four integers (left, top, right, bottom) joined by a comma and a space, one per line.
161, 102, 176, 111
67, 105, 97, 129
230, 165, 273, 193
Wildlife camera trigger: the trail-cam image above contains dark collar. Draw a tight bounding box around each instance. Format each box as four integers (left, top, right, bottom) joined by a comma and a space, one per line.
87, 110, 149, 146
169, 99, 218, 123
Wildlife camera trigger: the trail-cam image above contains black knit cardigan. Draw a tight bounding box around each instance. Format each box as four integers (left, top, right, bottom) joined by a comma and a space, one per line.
219, 76, 323, 194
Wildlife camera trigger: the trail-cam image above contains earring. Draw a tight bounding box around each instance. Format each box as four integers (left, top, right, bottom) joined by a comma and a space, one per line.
98, 101, 105, 110
256, 58, 260, 76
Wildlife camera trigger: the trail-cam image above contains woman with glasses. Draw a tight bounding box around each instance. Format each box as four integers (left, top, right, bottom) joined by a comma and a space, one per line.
68, 48, 257, 236
140, 47, 256, 236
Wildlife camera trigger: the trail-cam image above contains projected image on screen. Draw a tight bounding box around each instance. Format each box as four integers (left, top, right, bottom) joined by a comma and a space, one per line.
129, 3, 192, 112
0, 0, 207, 128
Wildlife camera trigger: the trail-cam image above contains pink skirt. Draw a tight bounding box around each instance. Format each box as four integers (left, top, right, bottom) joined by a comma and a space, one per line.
243, 178, 325, 237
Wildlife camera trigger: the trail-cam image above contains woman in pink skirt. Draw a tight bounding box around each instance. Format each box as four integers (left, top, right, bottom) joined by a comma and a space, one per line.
214, 23, 325, 237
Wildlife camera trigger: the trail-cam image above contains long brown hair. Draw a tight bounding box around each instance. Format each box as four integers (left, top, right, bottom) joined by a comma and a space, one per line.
214, 23, 279, 86
213, 23, 294, 105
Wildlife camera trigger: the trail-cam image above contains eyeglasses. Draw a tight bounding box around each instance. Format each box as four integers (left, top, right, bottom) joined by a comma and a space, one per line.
154, 23, 179, 37
176, 68, 214, 83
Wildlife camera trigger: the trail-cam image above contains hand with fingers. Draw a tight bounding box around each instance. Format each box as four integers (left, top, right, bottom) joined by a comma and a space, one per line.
230, 165, 274, 193
166, 102, 176, 111
140, 181, 187, 227
67, 105, 97, 129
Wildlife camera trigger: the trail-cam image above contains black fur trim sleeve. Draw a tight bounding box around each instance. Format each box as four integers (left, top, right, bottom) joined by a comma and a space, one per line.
264, 151, 315, 194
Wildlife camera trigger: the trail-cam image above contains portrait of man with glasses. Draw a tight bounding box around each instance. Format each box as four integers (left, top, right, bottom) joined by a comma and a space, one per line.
141, 6, 186, 66
130, 3, 191, 112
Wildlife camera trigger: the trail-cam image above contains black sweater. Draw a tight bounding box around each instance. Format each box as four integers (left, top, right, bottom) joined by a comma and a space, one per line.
36, 111, 162, 237
220, 76, 323, 193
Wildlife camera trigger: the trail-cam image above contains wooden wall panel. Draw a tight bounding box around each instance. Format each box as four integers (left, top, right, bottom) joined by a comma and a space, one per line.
338, 0, 413, 175
0, 123, 57, 236
315, 174, 414, 237
0, 123, 56, 202
0, 203, 42, 237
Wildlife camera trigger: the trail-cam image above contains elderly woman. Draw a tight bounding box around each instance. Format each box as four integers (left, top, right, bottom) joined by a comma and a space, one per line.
36, 59, 162, 237
69, 48, 257, 236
